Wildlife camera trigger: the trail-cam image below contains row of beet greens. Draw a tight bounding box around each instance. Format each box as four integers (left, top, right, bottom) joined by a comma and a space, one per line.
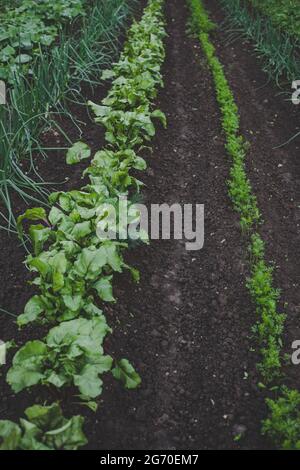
0, 0, 166, 450
0, 0, 136, 231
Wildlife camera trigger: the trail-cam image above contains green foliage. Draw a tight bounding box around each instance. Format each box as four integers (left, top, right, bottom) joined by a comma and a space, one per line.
88, 0, 167, 152
263, 387, 300, 449
88, 105, 166, 150
220, 0, 300, 82
15, 0, 166, 330
187, 0, 216, 34
228, 160, 260, 230
112, 358, 142, 389
250, 0, 300, 39
0, 403, 87, 450
0, 0, 84, 82
66, 142, 91, 165
17, 208, 48, 237
0, 0, 136, 230
187, 0, 292, 449
17, 237, 131, 326
7, 318, 113, 398
84, 148, 147, 195
187, 0, 259, 232
248, 234, 286, 382
4, 0, 165, 450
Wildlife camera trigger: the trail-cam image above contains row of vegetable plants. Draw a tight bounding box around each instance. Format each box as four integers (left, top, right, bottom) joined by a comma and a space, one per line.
218, 0, 300, 84
0, 0, 136, 231
0, 0, 166, 450
0, 0, 83, 229
250, 0, 300, 39
187, 0, 300, 449
0, 0, 85, 82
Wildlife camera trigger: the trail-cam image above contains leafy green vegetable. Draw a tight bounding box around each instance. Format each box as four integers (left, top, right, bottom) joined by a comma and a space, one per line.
17, 208, 48, 236
112, 359, 141, 389
262, 387, 300, 450
0, 403, 87, 450
8, 318, 113, 399
220, 0, 300, 83
7, 0, 166, 451
66, 142, 91, 165
250, 0, 300, 39
18, 296, 45, 327
188, 0, 291, 449
0, 421, 21, 450
0, 0, 85, 82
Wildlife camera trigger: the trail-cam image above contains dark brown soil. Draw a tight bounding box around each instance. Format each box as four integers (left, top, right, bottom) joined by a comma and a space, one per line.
0, 0, 299, 451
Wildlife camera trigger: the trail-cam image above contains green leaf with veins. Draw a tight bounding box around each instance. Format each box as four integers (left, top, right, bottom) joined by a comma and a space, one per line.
8, 318, 113, 399
48, 206, 65, 226
7, 340, 47, 393
73, 247, 107, 279
15, 54, 32, 64
70, 221, 92, 240
18, 295, 45, 327
112, 359, 141, 389
74, 362, 109, 398
29, 224, 51, 256
93, 276, 115, 302
0, 421, 21, 450
0, 404, 87, 450
17, 208, 47, 236
66, 142, 91, 165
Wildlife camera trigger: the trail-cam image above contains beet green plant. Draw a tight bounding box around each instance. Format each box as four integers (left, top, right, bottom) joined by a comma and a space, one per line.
0, 403, 87, 450
0, 0, 84, 82
3, 0, 166, 450
8, 318, 114, 398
